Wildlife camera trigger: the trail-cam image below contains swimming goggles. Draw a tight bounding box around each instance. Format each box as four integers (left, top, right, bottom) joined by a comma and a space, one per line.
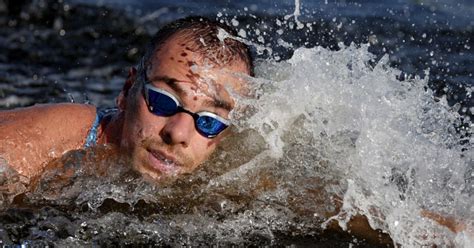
143, 84, 230, 138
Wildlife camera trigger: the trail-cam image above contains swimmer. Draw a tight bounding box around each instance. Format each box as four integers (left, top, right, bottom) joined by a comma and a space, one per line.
0, 16, 253, 183
0, 16, 469, 245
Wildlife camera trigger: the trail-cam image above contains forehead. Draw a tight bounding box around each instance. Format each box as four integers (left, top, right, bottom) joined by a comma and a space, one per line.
148, 36, 249, 93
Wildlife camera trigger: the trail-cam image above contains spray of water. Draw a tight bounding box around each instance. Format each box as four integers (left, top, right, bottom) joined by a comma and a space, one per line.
1, 2, 472, 247
12, 43, 468, 247
237, 43, 472, 246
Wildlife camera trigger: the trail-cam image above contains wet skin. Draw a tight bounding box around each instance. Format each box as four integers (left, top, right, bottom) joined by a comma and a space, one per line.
0, 104, 97, 179
112, 35, 250, 181
0, 35, 249, 183
0, 31, 468, 245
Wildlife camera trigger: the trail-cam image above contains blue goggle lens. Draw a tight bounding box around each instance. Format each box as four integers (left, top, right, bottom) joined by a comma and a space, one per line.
147, 88, 179, 116
196, 115, 228, 137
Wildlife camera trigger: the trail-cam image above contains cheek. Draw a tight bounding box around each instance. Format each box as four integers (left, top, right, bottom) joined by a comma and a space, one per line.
201, 139, 219, 158
121, 103, 154, 146
120, 118, 142, 149
191, 137, 218, 158
207, 133, 227, 148
207, 139, 218, 148
128, 114, 164, 142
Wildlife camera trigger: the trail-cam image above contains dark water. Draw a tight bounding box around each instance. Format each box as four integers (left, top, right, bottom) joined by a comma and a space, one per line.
105, 0, 473, 145
0, 0, 472, 246
1, 0, 473, 114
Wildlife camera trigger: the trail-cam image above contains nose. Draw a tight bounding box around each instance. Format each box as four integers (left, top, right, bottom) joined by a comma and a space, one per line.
160, 112, 195, 147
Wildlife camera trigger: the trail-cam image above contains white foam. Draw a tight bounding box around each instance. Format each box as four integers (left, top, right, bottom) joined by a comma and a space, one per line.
240, 44, 472, 247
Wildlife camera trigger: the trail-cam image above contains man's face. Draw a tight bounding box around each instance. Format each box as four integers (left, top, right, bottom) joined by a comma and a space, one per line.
119, 36, 249, 181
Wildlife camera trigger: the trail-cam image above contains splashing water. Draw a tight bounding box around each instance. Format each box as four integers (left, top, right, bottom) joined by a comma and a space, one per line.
237, 43, 473, 247
2, 43, 469, 247
284, 0, 304, 30
1, 1, 473, 247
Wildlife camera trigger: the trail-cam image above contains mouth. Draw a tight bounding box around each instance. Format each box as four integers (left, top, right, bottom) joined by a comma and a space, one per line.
146, 149, 180, 175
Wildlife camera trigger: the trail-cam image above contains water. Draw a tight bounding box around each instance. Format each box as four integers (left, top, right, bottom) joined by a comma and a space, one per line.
0, 0, 473, 247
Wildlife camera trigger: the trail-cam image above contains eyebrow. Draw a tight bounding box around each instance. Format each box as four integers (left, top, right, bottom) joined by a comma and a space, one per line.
148, 75, 233, 111
203, 97, 233, 111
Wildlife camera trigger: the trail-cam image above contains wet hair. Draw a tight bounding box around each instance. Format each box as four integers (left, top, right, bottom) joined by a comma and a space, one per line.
137, 16, 254, 77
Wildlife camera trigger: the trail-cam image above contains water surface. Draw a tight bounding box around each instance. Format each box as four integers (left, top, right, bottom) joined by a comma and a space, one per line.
0, 0, 472, 247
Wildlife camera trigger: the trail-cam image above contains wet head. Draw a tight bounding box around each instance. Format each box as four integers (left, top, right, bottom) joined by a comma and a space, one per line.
118, 25, 252, 182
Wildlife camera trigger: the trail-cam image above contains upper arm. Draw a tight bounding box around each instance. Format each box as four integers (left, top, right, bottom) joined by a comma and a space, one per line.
0, 103, 96, 180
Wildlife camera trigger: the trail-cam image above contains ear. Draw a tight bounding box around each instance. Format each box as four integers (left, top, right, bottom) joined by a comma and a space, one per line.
117, 67, 137, 110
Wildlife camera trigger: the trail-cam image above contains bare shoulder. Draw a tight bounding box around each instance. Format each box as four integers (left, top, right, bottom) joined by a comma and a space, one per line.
0, 103, 97, 179
1, 103, 97, 138
1, 103, 95, 123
